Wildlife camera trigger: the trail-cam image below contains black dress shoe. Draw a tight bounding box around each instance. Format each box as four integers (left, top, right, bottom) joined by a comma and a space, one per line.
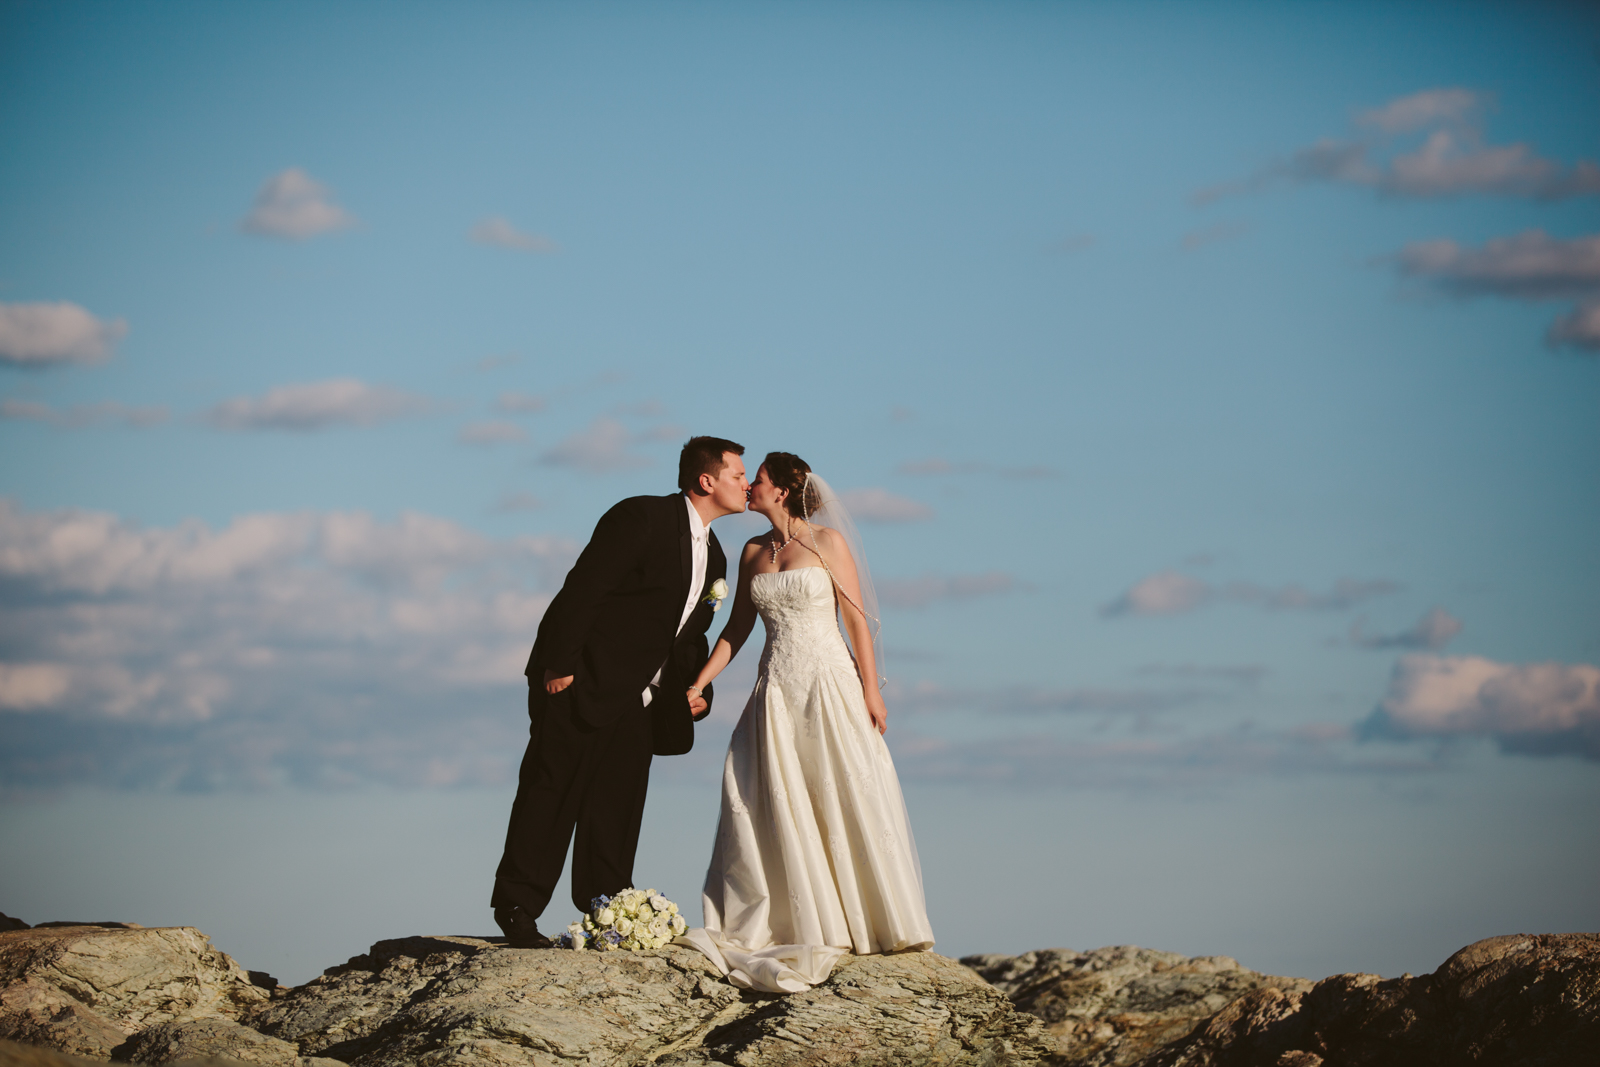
494, 905, 555, 949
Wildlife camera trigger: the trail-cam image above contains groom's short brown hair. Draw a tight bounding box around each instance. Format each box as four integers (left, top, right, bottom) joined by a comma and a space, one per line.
679, 436, 745, 494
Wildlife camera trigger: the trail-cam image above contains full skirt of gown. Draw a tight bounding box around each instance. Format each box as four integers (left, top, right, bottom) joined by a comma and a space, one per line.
680, 566, 934, 992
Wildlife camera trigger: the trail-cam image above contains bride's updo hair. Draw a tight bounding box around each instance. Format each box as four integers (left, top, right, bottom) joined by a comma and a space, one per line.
762, 452, 818, 519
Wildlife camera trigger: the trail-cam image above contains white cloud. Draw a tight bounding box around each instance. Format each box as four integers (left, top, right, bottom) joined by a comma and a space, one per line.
1102, 570, 1397, 617
1195, 87, 1600, 204
205, 379, 428, 430
887, 721, 1431, 789
838, 488, 934, 523
0, 499, 575, 790
469, 216, 558, 252
495, 391, 547, 414
1351, 607, 1461, 650
0, 301, 128, 366
878, 571, 1019, 609
1, 398, 167, 428
0, 663, 71, 710
1397, 231, 1600, 300
1364, 654, 1600, 760
456, 420, 526, 445
240, 168, 356, 240
1395, 230, 1600, 352
1356, 87, 1480, 134
540, 416, 650, 474
1100, 570, 1209, 617
1549, 298, 1600, 351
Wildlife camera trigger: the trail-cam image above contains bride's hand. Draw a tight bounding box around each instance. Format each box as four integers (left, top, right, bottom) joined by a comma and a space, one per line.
865, 692, 888, 735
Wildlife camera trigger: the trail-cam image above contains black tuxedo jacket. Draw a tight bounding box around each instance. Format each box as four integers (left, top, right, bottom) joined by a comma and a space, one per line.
526, 493, 726, 756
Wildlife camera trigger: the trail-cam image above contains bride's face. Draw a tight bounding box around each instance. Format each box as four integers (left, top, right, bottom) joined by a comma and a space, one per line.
748, 466, 787, 519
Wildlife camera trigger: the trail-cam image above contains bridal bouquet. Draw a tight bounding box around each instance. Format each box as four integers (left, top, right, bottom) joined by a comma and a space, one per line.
560, 887, 687, 951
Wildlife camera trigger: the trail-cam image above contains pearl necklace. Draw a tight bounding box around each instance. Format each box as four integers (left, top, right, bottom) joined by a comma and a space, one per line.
769, 523, 797, 563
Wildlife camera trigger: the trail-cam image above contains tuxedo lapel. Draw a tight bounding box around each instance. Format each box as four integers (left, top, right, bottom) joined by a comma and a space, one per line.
676, 494, 693, 607
707, 531, 725, 593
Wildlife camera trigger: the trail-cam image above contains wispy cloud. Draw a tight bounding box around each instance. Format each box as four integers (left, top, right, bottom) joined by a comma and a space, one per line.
0, 499, 574, 792
205, 379, 429, 431
892, 680, 1210, 717
1135, 663, 1268, 686
0, 302, 128, 367
1394, 230, 1600, 351
1362, 654, 1600, 760
888, 723, 1432, 790
1181, 221, 1250, 250
1101, 570, 1398, 618
494, 391, 547, 414
456, 420, 525, 445
1350, 607, 1461, 650
469, 216, 558, 252
1, 398, 167, 428
1356, 87, 1481, 134
878, 570, 1021, 609
1195, 87, 1600, 205
240, 168, 356, 240
838, 488, 934, 523
540, 416, 651, 474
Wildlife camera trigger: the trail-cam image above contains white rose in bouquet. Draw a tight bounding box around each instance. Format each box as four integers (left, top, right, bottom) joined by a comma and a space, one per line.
565, 886, 686, 953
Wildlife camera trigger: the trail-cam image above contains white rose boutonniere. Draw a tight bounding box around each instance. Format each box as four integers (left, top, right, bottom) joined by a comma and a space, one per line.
704, 578, 729, 611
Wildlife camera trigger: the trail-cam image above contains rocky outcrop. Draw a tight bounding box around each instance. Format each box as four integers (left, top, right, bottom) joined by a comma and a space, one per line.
961, 945, 1311, 1066
2, 927, 1054, 1066
250, 935, 1053, 1066
1150, 932, 1600, 1067
3, 923, 1596, 1066
0, 925, 275, 1061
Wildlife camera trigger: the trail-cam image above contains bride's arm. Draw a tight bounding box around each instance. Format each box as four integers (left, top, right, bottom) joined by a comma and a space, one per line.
812, 528, 888, 735
688, 542, 763, 698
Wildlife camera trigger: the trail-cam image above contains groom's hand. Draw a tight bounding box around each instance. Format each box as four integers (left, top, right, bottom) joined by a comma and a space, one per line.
544, 670, 574, 695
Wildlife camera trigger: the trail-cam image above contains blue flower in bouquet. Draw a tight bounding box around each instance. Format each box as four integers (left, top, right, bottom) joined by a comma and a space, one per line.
603, 929, 623, 946
591, 893, 612, 910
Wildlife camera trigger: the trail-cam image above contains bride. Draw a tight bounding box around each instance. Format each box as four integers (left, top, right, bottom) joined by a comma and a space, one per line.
678, 452, 935, 993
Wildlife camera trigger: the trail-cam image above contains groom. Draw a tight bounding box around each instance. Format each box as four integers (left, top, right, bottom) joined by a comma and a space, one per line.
491, 436, 748, 947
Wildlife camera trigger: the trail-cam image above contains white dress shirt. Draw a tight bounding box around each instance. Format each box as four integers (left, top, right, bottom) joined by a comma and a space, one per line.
643, 494, 708, 706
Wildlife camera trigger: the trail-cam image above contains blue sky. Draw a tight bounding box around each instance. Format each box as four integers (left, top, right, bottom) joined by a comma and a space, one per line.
1, 1, 1597, 986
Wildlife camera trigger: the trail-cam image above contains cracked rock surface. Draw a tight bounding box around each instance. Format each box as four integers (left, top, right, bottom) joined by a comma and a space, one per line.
0, 926, 274, 1061
961, 946, 1309, 1067
251, 936, 1053, 1066
6, 924, 1598, 1065
1149, 932, 1600, 1067
2, 927, 1055, 1066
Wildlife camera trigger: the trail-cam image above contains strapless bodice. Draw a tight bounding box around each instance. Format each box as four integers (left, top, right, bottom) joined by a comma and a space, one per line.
750, 567, 856, 682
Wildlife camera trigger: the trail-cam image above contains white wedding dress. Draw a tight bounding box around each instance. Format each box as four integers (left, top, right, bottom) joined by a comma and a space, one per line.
680, 566, 934, 993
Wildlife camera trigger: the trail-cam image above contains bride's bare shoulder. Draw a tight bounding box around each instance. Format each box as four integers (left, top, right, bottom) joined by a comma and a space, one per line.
807, 524, 846, 552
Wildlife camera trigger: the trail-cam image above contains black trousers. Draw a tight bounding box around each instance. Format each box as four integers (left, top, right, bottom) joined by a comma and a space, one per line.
491, 682, 654, 919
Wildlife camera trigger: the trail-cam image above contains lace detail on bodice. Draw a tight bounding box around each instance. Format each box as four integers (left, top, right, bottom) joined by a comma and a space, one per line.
752, 568, 857, 684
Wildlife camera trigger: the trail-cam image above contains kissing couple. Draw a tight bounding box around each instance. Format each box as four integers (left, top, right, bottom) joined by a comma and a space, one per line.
490, 436, 934, 993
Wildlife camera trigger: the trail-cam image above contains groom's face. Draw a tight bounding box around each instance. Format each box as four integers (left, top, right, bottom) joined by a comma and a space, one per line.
704, 453, 749, 515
